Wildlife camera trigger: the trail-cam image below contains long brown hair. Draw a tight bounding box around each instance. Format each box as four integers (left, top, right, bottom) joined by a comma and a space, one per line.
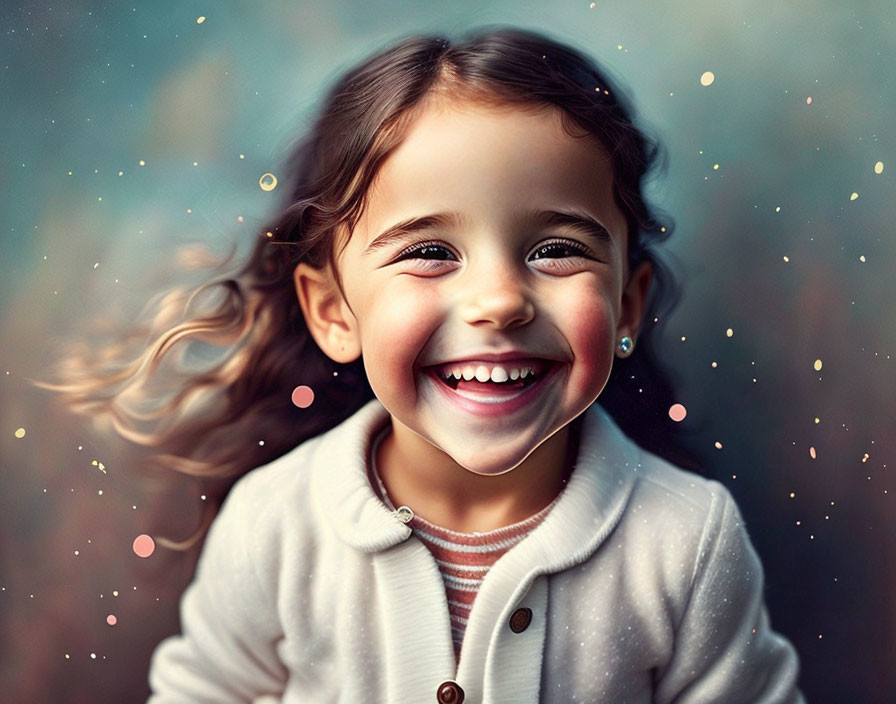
38, 27, 686, 548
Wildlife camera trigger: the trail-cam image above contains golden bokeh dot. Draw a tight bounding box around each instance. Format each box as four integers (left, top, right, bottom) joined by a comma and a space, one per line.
714, 441, 723, 449
859, 255, 866, 262
700, 71, 715, 86
259, 172, 278, 192
850, 192, 859, 201
725, 328, 733, 338
814, 417, 820, 424
809, 446, 817, 459
813, 359, 823, 371
196, 16, 206, 24
783, 255, 790, 262
14, 427, 26, 439
138, 159, 146, 166
874, 161, 884, 174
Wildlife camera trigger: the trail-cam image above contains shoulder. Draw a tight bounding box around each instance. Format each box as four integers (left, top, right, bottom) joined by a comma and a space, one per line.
210, 399, 390, 562
617, 446, 762, 599
566, 404, 746, 573
225, 431, 323, 522
631, 450, 735, 531
204, 432, 325, 571
627, 459, 803, 702
574, 428, 803, 701
224, 399, 387, 527
628, 447, 748, 552
580, 403, 741, 549
195, 433, 325, 601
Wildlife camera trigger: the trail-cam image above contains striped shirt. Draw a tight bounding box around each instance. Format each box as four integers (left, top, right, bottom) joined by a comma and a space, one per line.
407, 505, 554, 659
368, 427, 558, 660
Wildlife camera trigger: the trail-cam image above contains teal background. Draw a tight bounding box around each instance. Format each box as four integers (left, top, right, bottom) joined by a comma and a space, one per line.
2, 1, 894, 701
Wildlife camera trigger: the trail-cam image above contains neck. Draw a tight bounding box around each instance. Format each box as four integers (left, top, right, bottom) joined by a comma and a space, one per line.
375, 419, 578, 533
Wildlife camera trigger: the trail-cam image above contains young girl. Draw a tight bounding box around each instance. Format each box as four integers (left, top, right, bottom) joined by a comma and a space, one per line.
53, 27, 804, 703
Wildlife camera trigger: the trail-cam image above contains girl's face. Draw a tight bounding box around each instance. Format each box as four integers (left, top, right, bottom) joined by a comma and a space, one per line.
298, 96, 650, 475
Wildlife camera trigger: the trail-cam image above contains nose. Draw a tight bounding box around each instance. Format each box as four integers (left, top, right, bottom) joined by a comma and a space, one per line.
458, 265, 535, 329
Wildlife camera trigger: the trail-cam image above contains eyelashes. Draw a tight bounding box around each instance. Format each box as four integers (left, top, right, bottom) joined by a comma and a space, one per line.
393, 240, 457, 263
528, 238, 593, 261
390, 237, 597, 270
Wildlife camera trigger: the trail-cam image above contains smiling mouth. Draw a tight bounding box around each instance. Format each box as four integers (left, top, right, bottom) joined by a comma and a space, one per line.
429, 360, 553, 392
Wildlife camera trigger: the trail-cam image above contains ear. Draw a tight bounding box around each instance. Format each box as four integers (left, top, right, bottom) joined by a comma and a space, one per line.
616, 260, 653, 347
293, 262, 362, 363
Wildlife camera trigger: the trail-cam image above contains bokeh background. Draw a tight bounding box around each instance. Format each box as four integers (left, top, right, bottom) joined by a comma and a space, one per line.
2, 1, 894, 701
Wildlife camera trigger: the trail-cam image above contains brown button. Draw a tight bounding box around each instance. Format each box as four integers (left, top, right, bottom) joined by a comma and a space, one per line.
509, 607, 533, 633
436, 680, 464, 703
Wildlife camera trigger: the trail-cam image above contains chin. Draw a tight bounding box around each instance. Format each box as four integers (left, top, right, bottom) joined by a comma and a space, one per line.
446, 444, 536, 477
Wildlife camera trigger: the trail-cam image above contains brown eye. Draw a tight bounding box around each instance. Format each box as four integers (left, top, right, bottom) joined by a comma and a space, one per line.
529, 239, 592, 261
393, 242, 457, 262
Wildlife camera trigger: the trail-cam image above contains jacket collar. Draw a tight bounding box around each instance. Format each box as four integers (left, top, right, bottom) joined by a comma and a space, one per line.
310, 399, 641, 567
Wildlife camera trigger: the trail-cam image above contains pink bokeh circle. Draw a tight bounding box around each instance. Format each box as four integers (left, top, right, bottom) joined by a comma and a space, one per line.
668, 403, 688, 422
291, 385, 315, 409
132, 534, 155, 558
106, 614, 118, 626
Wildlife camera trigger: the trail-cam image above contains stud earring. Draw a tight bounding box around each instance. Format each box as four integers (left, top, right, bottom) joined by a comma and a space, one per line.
616, 336, 634, 358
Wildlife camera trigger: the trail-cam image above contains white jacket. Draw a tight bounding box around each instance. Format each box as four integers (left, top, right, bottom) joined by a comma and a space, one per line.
148, 400, 804, 703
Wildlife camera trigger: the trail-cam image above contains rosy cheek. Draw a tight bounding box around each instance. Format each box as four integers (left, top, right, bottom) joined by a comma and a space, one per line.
561, 295, 617, 389
361, 288, 441, 375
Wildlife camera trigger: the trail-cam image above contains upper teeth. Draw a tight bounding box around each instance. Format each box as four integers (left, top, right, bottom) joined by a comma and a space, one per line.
444, 363, 536, 382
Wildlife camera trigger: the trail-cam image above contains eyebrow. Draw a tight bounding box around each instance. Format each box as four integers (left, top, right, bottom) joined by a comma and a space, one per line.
363, 208, 613, 255
364, 213, 460, 254
528, 209, 613, 244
